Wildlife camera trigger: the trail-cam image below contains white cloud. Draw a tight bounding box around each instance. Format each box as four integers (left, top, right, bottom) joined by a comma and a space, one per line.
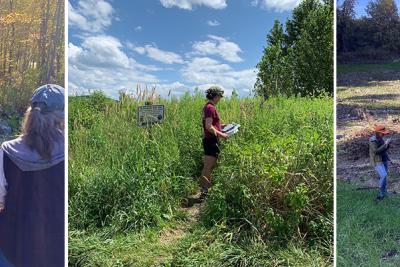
154, 81, 188, 96
191, 35, 243, 62
159, 0, 227, 10
134, 26, 143, 32
145, 46, 185, 64
207, 20, 220, 26
251, 0, 259, 6
74, 35, 131, 68
69, 0, 114, 32
181, 57, 257, 95
253, 0, 300, 12
128, 43, 185, 64
68, 35, 161, 98
127, 43, 146, 54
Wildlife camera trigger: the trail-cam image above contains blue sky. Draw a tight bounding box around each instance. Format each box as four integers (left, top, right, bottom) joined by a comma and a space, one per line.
69, 0, 299, 98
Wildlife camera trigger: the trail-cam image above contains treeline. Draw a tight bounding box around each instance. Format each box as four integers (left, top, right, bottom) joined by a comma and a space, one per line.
337, 0, 400, 63
0, 0, 64, 113
255, 0, 333, 98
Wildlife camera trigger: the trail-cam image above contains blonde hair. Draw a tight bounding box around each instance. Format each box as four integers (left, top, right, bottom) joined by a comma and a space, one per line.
21, 106, 64, 160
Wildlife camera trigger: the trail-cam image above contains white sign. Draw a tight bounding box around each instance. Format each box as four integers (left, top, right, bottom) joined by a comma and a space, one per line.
137, 105, 165, 127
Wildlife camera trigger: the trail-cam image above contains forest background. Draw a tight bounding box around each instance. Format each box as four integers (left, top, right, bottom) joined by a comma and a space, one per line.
0, 0, 64, 127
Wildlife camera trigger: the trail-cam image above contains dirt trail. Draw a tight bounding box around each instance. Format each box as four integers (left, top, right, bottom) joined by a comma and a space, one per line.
159, 201, 202, 246
153, 196, 204, 266
337, 71, 400, 192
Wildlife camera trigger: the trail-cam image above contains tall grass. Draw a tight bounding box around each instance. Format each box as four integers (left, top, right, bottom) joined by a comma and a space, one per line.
69, 91, 333, 259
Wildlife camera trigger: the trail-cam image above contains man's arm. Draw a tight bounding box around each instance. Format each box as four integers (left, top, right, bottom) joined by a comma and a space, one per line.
375, 142, 389, 153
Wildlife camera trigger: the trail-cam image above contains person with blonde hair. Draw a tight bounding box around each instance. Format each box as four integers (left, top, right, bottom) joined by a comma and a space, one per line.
0, 84, 65, 267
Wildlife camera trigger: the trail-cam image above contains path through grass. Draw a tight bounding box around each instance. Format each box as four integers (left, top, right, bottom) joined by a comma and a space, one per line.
69, 201, 331, 267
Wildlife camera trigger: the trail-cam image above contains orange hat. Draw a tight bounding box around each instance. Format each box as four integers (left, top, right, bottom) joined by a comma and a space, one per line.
375, 124, 389, 135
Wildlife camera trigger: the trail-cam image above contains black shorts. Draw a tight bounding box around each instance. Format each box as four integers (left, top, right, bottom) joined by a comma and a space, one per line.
203, 136, 220, 158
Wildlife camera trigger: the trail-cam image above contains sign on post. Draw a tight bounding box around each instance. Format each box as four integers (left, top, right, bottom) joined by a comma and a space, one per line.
137, 104, 165, 127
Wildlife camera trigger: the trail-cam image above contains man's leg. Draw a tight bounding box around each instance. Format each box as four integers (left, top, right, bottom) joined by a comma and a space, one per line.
383, 161, 389, 196
375, 163, 388, 198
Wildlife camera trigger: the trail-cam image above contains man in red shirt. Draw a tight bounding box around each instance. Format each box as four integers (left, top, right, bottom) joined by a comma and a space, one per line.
200, 86, 228, 200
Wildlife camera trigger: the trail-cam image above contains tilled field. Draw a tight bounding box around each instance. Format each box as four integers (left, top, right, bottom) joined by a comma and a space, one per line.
337, 71, 400, 192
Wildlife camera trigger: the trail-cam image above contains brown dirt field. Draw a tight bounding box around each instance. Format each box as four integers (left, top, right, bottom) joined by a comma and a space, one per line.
337, 71, 400, 192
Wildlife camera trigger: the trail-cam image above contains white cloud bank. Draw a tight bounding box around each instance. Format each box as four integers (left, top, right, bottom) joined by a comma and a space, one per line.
181, 57, 257, 95
159, 0, 227, 10
68, 35, 160, 97
68, 0, 114, 32
128, 43, 185, 64
191, 35, 243, 63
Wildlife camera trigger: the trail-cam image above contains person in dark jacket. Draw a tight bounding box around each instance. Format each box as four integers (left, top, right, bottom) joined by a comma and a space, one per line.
0, 84, 65, 267
369, 124, 391, 202
200, 86, 228, 200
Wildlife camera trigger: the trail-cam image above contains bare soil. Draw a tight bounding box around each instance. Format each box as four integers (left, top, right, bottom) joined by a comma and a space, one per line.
159, 199, 202, 246
154, 194, 203, 265
337, 71, 400, 192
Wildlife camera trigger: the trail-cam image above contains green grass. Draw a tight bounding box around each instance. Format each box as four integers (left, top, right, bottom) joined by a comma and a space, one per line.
337, 182, 400, 267
167, 225, 332, 266
69, 220, 332, 267
69, 92, 333, 266
69, 228, 176, 266
337, 62, 400, 74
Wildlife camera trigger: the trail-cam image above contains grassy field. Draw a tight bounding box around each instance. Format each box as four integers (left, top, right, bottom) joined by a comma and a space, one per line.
69, 92, 333, 266
337, 182, 400, 267
337, 62, 400, 74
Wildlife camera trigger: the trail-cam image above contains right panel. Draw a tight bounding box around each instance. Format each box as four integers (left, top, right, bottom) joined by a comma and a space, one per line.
337, 0, 400, 265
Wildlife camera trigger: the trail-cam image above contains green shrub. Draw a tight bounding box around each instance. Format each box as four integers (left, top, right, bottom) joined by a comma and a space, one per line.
201, 97, 333, 244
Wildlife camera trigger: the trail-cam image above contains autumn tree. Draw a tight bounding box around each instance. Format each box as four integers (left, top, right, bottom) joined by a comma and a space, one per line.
0, 0, 64, 113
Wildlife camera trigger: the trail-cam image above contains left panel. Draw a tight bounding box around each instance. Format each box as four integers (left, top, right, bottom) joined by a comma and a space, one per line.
0, 0, 65, 266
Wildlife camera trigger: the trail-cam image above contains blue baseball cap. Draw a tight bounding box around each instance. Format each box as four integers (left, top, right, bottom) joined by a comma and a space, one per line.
30, 84, 64, 113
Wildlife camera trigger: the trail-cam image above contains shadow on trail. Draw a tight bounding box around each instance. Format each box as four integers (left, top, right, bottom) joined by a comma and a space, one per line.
181, 196, 203, 208
336, 103, 400, 125
345, 93, 400, 102
337, 71, 400, 87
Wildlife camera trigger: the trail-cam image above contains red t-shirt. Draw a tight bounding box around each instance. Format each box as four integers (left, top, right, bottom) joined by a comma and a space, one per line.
202, 102, 221, 138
